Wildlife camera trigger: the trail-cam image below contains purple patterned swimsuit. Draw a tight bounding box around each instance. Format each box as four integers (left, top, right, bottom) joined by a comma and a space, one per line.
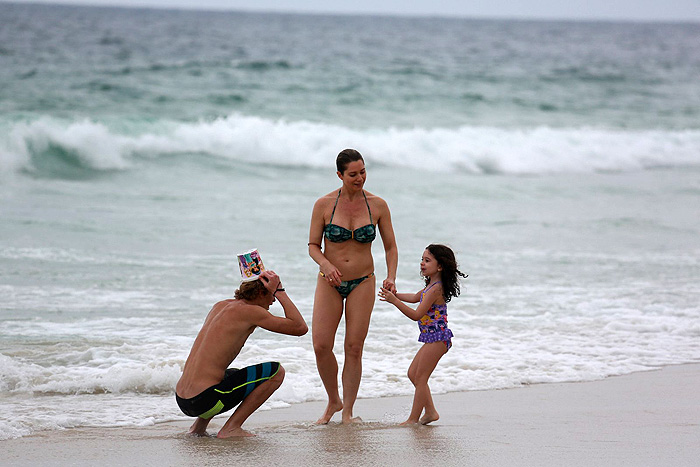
418, 282, 453, 351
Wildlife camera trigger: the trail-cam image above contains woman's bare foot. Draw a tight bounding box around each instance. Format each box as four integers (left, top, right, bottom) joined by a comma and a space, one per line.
217, 427, 256, 438
342, 415, 363, 424
315, 400, 343, 425
399, 419, 420, 426
419, 410, 439, 425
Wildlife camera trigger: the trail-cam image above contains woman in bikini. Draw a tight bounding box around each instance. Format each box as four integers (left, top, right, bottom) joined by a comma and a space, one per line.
308, 148, 398, 424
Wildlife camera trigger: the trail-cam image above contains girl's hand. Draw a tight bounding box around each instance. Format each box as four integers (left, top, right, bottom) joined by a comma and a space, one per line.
378, 287, 398, 305
320, 262, 343, 287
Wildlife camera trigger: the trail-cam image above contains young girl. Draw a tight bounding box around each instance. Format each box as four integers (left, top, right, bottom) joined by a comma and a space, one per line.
379, 244, 467, 425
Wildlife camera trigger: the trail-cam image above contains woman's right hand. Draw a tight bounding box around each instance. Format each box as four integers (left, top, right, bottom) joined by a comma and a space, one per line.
320, 262, 343, 287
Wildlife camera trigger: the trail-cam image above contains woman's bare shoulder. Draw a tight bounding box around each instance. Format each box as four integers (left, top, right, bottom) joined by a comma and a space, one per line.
363, 190, 389, 210
313, 190, 339, 208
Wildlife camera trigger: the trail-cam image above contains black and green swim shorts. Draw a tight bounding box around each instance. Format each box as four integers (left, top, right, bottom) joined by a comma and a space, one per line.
176, 361, 281, 419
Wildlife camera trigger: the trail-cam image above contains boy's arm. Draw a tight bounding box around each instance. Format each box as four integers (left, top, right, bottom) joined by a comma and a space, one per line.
269, 290, 308, 336
249, 291, 308, 336
253, 271, 308, 336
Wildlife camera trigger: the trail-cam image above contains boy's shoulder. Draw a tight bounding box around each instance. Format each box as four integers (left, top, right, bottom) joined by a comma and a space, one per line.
216, 299, 268, 318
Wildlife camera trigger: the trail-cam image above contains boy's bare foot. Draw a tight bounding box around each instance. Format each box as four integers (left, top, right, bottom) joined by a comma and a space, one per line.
315, 400, 343, 424
419, 410, 440, 425
217, 427, 256, 438
188, 418, 210, 436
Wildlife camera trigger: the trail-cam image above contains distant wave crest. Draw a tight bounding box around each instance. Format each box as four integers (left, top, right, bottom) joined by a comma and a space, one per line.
2, 115, 699, 178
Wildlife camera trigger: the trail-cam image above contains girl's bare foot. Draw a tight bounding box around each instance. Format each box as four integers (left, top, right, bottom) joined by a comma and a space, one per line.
419, 410, 439, 425
315, 400, 343, 424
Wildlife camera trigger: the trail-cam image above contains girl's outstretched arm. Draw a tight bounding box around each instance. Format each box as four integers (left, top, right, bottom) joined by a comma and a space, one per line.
395, 291, 421, 303
378, 286, 441, 321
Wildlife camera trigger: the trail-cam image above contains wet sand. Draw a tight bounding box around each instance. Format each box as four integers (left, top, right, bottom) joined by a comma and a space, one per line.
3, 364, 699, 466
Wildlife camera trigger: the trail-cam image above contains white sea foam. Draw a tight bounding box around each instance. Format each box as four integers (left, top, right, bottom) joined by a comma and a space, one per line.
2, 115, 699, 176
1, 279, 698, 439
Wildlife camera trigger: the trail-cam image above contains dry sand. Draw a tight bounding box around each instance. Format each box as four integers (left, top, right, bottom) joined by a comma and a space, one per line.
3, 364, 699, 466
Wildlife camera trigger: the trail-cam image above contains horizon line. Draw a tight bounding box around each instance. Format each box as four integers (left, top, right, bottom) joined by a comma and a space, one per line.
3, 0, 700, 25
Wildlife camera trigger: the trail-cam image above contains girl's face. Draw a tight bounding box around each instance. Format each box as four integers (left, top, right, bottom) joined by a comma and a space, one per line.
337, 160, 366, 190
420, 249, 441, 278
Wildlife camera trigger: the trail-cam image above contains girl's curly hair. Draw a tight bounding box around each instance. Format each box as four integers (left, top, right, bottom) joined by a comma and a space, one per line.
423, 244, 468, 303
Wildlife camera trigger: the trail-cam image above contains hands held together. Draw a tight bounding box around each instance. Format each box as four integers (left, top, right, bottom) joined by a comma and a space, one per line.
378, 285, 399, 305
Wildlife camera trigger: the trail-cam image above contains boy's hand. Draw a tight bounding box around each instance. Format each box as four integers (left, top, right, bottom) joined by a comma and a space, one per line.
259, 270, 281, 293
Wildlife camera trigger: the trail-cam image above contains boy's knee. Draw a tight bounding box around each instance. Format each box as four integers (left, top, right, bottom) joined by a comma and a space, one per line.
271, 365, 285, 387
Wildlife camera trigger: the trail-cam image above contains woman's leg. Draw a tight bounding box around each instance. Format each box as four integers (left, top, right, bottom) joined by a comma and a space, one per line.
401, 342, 446, 425
341, 275, 376, 423
312, 275, 344, 424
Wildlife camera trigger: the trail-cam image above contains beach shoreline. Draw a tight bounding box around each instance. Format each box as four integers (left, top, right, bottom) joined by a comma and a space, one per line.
3, 363, 699, 466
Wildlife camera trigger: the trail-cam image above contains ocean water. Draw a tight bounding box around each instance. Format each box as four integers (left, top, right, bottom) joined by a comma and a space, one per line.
1, 3, 699, 439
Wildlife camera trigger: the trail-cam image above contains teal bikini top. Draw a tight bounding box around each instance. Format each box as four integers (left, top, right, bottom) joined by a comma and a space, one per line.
324, 189, 377, 243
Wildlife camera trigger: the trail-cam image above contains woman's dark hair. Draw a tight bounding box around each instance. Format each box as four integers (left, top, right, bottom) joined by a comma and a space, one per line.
336, 148, 364, 174
234, 279, 269, 301
424, 244, 468, 303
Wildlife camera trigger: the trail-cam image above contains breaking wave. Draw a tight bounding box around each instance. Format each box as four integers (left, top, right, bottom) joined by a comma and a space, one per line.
2, 114, 699, 178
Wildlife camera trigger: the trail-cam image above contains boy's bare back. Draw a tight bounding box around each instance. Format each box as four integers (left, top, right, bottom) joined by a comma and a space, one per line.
176, 299, 263, 399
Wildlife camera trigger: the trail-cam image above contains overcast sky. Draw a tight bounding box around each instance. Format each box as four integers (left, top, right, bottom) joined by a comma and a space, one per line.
5, 0, 700, 22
